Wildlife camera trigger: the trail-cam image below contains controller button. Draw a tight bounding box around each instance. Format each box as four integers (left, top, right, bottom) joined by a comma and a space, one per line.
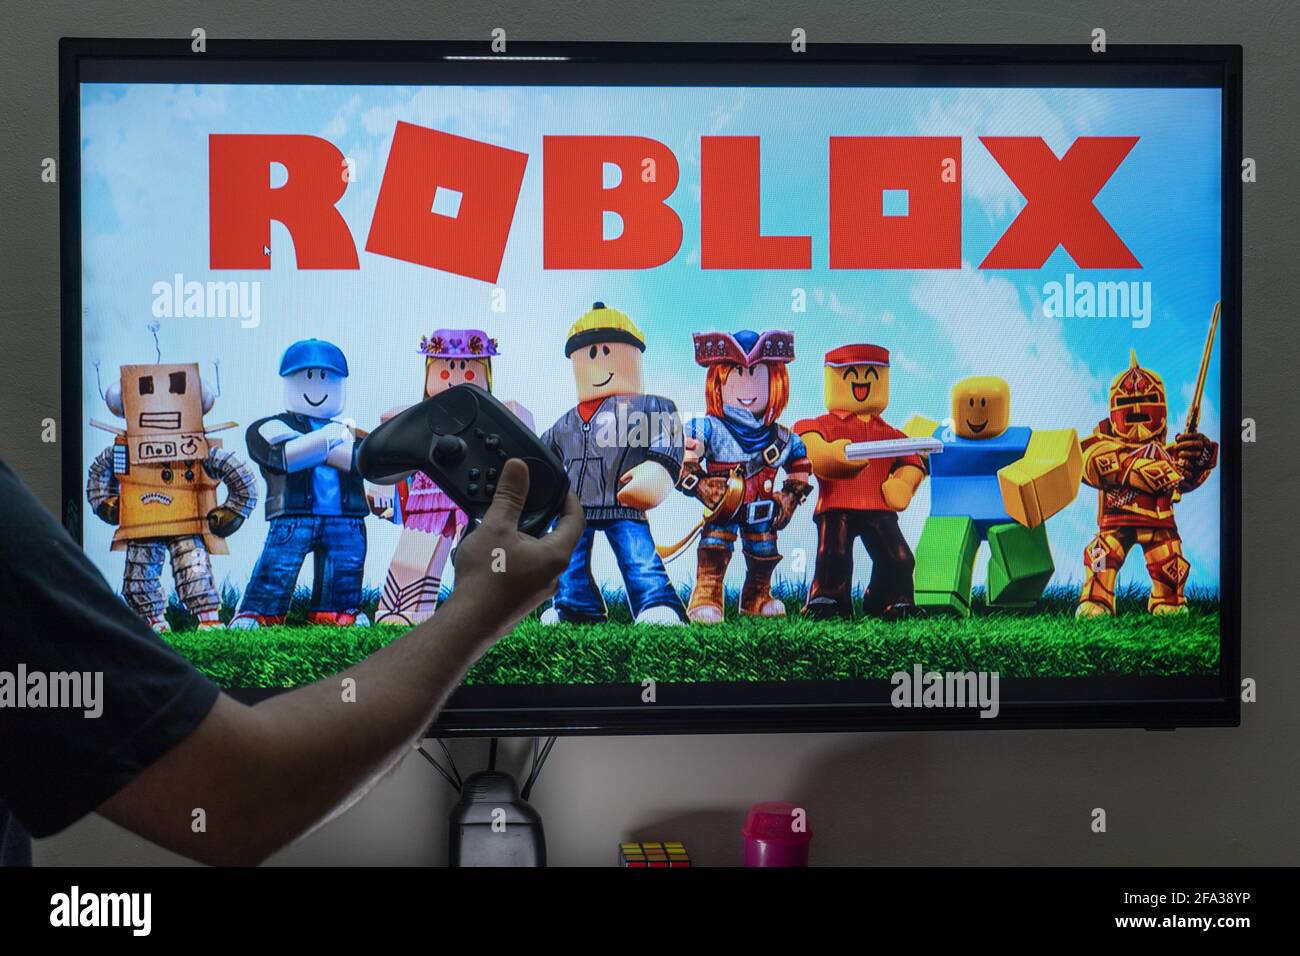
485, 483, 496, 495
432, 434, 467, 466
474, 427, 485, 438
485, 434, 500, 450
467, 483, 480, 496
486, 467, 498, 480
468, 468, 481, 480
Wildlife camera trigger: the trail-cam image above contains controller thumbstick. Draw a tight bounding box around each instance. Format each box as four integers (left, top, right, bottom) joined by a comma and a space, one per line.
432, 434, 467, 466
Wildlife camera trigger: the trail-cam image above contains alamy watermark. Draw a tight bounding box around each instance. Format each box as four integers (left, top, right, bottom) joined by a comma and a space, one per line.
1042, 272, 1152, 329
590, 402, 687, 450
0, 665, 103, 718
891, 664, 1000, 718
152, 272, 261, 328
50, 886, 151, 936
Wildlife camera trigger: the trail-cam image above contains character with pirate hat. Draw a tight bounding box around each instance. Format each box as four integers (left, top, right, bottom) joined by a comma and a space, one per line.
668, 329, 812, 622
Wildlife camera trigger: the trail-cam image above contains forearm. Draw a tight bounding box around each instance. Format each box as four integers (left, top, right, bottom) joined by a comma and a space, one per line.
100, 591, 501, 865
99, 458, 584, 866
255, 591, 495, 809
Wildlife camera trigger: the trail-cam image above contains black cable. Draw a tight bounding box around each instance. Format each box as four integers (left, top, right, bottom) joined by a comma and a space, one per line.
520, 736, 557, 802
435, 737, 462, 790
416, 742, 461, 792
488, 737, 499, 772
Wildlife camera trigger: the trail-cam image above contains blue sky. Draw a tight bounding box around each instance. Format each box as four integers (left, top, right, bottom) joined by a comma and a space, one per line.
79, 81, 1222, 601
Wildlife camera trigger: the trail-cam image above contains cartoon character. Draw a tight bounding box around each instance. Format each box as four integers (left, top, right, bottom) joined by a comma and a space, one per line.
794, 344, 928, 620
1076, 347, 1218, 616
538, 303, 687, 626
667, 330, 811, 623
901, 376, 1082, 616
231, 339, 372, 629
366, 329, 534, 627
87, 360, 256, 631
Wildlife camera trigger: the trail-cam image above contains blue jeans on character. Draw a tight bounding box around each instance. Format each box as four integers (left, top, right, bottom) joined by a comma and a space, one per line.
240, 515, 367, 616
555, 518, 685, 622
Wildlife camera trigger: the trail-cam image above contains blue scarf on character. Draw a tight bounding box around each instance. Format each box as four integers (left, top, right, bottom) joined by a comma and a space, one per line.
717, 404, 777, 457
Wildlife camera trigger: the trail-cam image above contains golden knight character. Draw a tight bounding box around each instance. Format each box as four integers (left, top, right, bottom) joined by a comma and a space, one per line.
1076, 350, 1217, 616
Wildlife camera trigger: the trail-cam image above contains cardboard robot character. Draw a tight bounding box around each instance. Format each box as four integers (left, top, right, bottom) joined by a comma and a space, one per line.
86, 362, 256, 631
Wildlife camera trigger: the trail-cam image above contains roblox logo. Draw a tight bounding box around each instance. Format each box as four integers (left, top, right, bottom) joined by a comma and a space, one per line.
208, 123, 1141, 284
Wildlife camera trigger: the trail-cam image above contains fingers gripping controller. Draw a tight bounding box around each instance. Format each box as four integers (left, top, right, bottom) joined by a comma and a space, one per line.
357, 385, 570, 537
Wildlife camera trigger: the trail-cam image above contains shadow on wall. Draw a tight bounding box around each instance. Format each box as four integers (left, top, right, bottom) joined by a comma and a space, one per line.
619, 728, 1197, 866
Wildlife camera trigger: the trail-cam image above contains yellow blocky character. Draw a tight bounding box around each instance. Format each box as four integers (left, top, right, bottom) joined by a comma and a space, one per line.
901, 375, 1082, 616
794, 344, 928, 620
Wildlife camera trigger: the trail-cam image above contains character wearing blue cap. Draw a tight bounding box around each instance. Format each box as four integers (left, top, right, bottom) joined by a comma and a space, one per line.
231, 339, 372, 628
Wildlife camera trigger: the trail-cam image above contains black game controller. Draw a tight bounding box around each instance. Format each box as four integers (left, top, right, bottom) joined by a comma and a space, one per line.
357, 385, 570, 538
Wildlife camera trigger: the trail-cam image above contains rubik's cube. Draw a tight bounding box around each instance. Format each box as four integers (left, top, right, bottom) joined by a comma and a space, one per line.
619, 841, 691, 867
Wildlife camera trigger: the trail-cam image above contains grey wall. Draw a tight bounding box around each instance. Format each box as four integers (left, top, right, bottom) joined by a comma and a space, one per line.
4, 0, 1295, 866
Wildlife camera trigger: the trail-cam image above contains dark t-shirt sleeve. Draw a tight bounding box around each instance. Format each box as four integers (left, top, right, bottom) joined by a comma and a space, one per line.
0, 458, 219, 838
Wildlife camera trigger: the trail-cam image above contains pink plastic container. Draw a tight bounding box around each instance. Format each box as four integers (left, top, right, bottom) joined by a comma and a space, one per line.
742, 801, 812, 867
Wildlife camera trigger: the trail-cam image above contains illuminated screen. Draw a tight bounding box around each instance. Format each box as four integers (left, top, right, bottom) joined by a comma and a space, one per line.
67, 48, 1237, 731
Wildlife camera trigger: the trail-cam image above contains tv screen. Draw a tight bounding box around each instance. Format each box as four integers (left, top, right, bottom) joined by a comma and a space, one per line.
60, 41, 1241, 733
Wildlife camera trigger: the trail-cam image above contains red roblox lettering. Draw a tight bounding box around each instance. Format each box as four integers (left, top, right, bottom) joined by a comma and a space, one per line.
366, 122, 529, 283
209, 134, 359, 269
208, 127, 1140, 278
830, 136, 963, 269
700, 136, 811, 270
979, 136, 1141, 269
543, 135, 682, 270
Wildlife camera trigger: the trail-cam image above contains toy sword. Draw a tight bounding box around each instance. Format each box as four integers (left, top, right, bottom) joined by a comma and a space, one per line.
1185, 300, 1220, 435
843, 436, 945, 461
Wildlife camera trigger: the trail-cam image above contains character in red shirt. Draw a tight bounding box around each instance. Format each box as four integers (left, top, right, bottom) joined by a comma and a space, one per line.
794, 345, 927, 620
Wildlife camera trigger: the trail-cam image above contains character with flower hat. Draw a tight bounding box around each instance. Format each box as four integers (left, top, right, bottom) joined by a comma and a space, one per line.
366, 329, 533, 626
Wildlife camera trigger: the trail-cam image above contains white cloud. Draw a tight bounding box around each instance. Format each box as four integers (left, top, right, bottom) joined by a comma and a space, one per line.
321, 93, 362, 140
359, 86, 519, 137
910, 261, 1105, 425
915, 88, 1109, 224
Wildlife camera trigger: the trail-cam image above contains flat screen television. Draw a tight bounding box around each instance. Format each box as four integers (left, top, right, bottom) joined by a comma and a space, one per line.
59, 39, 1241, 734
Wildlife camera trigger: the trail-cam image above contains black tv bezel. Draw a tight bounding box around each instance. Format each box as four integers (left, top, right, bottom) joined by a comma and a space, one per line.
58, 38, 1242, 737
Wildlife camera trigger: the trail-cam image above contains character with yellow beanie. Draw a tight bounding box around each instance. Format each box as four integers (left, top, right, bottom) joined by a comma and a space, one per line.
539, 303, 687, 626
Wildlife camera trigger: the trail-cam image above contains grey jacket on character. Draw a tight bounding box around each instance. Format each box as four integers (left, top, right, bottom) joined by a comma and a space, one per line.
541, 393, 684, 522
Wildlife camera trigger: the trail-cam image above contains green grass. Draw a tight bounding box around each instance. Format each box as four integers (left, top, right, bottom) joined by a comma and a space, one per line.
162, 583, 1220, 688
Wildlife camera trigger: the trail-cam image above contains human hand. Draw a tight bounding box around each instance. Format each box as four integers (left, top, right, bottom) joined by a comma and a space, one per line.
683, 436, 704, 465
803, 434, 868, 479
773, 475, 812, 529
617, 460, 673, 511
318, 421, 353, 447
443, 459, 584, 642
881, 476, 914, 511
365, 483, 394, 518
881, 464, 924, 512
1169, 431, 1215, 471
503, 399, 535, 432
95, 495, 120, 525
206, 505, 245, 538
